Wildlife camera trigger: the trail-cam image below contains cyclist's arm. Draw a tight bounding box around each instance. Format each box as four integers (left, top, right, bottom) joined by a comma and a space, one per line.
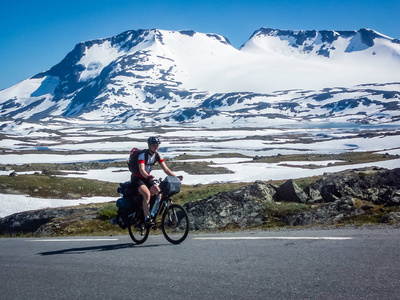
139, 162, 150, 178
159, 161, 176, 177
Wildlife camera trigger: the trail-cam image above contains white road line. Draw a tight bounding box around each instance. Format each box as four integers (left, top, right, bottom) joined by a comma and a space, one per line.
193, 237, 353, 240
29, 238, 119, 242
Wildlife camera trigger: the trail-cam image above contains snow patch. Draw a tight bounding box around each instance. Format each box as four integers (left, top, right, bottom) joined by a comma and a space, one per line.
78, 41, 121, 82
0, 194, 115, 218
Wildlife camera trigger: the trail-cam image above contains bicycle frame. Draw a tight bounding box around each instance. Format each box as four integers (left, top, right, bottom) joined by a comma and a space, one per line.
150, 196, 173, 224
128, 194, 169, 226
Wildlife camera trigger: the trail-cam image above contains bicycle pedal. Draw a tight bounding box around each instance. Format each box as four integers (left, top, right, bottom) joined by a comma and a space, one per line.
144, 220, 153, 228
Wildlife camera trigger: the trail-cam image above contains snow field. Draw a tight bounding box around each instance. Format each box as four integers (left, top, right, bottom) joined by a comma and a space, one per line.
1, 126, 400, 217
0, 194, 115, 218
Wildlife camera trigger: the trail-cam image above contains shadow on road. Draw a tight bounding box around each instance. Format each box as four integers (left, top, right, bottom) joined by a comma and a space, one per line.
38, 243, 170, 256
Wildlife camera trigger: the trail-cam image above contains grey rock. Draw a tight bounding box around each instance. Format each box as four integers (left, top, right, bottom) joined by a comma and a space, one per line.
304, 186, 323, 203
281, 196, 361, 226
380, 212, 400, 223
275, 179, 308, 203
309, 167, 400, 205
386, 196, 400, 207
184, 181, 275, 231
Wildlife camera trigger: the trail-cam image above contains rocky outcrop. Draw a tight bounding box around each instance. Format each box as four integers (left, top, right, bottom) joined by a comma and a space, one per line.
307, 167, 400, 205
184, 181, 276, 230
184, 167, 400, 230
0, 206, 99, 236
281, 196, 363, 226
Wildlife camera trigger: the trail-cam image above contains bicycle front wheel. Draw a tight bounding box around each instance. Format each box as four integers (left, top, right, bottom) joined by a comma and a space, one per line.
161, 204, 189, 244
128, 223, 149, 245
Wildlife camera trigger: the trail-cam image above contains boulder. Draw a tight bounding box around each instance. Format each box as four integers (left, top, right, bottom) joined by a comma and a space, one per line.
386, 196, 400, 207
380, 212, 400, 223
304, 186, 323, 204
184, 181, 275, 231
275, 179, 308, 203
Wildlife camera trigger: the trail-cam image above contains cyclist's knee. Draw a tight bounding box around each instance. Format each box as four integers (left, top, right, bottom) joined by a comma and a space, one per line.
139, 186, 151, 199
150, 185, 160, 195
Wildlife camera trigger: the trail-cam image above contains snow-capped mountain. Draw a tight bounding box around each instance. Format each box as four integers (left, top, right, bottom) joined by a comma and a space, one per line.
0, 28, 399, 129
241, 28, 400, 57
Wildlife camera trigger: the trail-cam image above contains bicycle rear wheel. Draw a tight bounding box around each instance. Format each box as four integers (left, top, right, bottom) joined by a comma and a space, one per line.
128, 223, 149, 245
161, 204, 189, 244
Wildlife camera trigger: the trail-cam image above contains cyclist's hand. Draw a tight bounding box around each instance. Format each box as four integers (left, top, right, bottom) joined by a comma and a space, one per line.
147, 175, 155, 181
177, 175, 183, 181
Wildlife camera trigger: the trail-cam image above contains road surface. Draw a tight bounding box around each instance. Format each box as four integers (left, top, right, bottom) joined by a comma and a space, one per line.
1, 228, 399, 299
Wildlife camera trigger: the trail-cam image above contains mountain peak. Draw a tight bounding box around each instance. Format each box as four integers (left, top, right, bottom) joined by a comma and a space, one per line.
41, 29, 232, 80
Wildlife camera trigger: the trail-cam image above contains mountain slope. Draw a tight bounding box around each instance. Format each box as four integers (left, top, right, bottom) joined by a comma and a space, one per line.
0, 28, 399, 128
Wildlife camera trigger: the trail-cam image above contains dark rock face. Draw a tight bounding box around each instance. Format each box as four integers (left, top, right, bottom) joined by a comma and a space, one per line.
275, 179, 308, 203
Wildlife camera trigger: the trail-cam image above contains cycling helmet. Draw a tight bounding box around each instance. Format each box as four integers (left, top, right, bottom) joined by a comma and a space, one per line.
147, 136, 161, 145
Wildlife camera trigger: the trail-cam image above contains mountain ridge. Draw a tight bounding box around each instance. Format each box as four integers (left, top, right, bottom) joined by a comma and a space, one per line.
241, 27, 400, 58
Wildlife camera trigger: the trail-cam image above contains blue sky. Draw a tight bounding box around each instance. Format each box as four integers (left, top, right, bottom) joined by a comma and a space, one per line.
1, 0, 399, 90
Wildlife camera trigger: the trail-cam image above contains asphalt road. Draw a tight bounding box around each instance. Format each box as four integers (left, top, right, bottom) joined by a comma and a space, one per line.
1, 228, 400, 300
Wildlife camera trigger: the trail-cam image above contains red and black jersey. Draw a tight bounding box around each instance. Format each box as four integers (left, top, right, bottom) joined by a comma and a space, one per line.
133, 149, 164, 178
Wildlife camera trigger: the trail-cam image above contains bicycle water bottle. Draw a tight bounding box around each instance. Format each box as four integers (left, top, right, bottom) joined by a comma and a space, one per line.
151, 195, 161, 217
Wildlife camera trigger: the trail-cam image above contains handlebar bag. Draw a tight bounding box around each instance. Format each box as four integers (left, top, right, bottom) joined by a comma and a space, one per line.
160, 176, 181, 196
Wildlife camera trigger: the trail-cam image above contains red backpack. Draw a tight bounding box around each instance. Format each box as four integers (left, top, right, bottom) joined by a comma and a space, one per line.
127, 148, 160, 174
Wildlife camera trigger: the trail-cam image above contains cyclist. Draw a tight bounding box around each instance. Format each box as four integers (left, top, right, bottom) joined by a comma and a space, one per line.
131, 136, 182, 226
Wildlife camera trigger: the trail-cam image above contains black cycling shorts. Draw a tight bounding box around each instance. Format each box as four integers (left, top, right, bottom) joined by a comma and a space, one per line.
131, 175, 156, 191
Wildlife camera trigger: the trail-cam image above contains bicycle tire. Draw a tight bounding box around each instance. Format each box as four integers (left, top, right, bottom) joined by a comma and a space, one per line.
161, 204, 189, 244
128, 223, 149, 244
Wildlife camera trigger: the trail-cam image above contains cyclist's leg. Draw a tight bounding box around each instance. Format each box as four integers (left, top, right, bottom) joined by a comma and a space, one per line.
138, 184, 151, 219
131, 176, 151, 219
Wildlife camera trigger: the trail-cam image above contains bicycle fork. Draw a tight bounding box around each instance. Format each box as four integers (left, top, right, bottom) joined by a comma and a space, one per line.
165, 201, 179, 225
